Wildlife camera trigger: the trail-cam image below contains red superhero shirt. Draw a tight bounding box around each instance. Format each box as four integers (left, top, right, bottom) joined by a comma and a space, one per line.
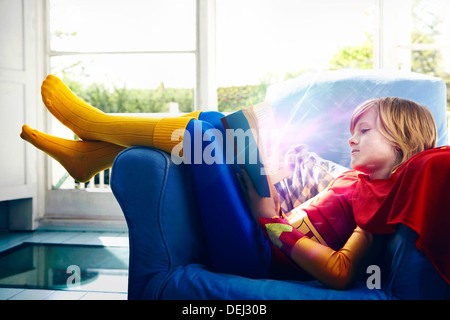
271, 169, 360, 279
301, 171, 359, 251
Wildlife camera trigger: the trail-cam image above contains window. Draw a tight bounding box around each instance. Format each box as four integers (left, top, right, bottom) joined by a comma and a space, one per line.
214, 0, 450, 113
45, 0, 200, 227
409, 0, 450, 110
43, 0, 449, 227
373, 0, 450, 110
48, 0, 197, 190
49, 0, 196, 114
216, 0, 376, 112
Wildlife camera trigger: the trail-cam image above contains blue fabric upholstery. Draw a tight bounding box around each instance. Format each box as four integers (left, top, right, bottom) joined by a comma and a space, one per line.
110, 147, 206, 299
111, 70, 449, 299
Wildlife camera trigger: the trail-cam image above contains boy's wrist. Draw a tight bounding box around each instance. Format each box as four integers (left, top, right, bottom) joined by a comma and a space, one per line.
258, 216, 306, 256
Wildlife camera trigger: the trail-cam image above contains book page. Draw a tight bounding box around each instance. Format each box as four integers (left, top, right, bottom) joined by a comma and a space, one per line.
243, 102, 289, 184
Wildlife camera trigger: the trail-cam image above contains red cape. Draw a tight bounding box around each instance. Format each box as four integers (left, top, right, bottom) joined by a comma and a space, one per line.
351, 146, 450, 285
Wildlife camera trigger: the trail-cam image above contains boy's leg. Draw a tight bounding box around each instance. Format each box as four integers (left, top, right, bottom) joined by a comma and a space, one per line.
30, 74, 271, 277
40, 74, 200, 152
21, 75, 204, 181
21, 125, 126, 182
184, 113, 271, 278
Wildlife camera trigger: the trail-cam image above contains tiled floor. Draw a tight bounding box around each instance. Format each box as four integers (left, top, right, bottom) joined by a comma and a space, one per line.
0, 287, 127, 300
0, 230, 129, 300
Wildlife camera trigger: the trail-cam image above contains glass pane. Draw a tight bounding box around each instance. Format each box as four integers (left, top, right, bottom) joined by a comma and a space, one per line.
49, 0, 196, 52
49, 53, 195, 189
411, 49, 450, 110
412, 0, 450, 45
50, 53, 195, 113
411, 1, 450, 112
0, 243, 128, 292
216, 0, 375, 112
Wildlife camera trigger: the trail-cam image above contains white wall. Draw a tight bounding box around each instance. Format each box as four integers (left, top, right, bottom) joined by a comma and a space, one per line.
0, 0, 46, 230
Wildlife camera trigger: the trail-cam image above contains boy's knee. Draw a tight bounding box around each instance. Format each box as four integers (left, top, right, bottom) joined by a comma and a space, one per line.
198, 111, 225, 132
182, 119, 227, 165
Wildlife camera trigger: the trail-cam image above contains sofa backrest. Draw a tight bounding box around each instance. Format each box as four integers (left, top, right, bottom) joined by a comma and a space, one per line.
266, 70, 448, 169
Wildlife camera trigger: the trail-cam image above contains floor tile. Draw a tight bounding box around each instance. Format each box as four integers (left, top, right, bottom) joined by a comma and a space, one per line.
32, 231, 82, 244
80, 292, 128, 300
96, 233, 129, 247
0, 233, 33, 252
61, 232, 104, 245
43, 290, 88, 300
8, 289, 55, 300
0, 288, 24, 300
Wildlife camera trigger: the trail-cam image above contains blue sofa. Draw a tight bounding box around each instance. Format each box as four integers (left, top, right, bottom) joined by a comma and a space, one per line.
111, 70, 449, 300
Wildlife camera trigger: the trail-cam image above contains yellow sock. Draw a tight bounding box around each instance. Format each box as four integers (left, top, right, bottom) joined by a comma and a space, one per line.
21, 124, 126, 182
41, 75, 201, 153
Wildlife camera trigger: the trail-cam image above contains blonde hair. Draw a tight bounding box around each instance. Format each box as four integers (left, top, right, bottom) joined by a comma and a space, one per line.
350, 97, 437, 170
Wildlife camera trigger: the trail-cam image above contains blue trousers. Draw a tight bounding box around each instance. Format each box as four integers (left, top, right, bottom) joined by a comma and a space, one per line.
183, 111, 271, 278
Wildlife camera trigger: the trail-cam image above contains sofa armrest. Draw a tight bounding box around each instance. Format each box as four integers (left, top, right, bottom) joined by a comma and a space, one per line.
111, 146, 207, 299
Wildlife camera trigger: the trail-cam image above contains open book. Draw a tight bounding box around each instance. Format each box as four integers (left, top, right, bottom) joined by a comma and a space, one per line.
221, 101, 289, 197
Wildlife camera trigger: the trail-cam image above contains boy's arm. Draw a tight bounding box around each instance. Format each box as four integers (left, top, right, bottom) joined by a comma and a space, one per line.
242, 167, 374, 289
260, 217, 373, 290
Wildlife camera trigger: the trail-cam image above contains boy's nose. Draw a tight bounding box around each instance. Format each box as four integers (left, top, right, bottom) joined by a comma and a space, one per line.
348, 135, 357, 146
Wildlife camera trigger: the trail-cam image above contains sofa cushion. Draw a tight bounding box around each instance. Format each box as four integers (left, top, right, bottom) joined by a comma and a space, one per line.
159, 264, 389, 300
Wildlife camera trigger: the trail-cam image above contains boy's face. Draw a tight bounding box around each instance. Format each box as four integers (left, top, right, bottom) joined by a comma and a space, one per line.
348, 108, 398, 180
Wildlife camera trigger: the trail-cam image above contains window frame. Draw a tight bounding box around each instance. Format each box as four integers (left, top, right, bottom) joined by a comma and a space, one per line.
376, 0, 450, 70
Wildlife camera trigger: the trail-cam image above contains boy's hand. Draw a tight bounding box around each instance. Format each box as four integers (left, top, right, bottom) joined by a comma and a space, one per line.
239, 169, 281, 220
